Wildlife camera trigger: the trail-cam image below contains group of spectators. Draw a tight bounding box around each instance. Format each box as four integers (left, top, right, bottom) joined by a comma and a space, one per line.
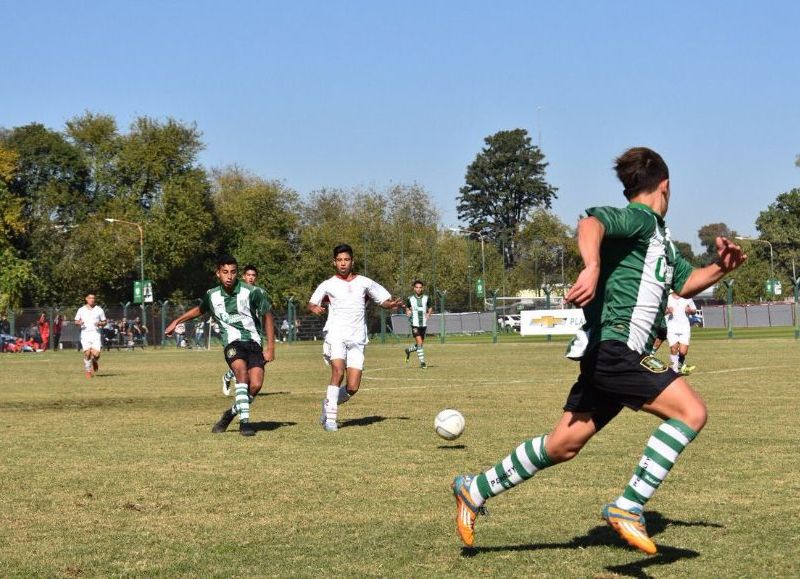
1, 313, 64, 353
100, 317, 148, 350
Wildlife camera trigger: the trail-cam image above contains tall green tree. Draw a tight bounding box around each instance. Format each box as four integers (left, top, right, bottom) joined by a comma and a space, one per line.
697, 222, 738, 265
756, 188, 800, 284
211, 166, 301, 305
457, 129, 557, 269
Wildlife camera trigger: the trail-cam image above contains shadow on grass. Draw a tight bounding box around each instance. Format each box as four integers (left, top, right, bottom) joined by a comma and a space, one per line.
247, 420, 297, 432
260, 391, 290, 397
461, 511, 721, 577
339, 415, 410, 429
438, 444, 467, 450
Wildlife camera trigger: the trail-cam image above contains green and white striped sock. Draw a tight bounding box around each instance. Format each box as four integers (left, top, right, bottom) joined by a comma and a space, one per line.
416, 347, 425, 364
468, 435, 553, 506
615, 418, 698, 512
233, 383, 250, 423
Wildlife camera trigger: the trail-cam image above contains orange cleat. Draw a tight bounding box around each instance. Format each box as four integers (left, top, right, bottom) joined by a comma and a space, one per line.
602, 504, 657, 555
86, 371, 93, 378
452, 475, 482, 547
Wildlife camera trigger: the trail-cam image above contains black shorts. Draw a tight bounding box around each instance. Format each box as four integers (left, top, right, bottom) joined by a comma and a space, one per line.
224, 340, 266, 370
411, 326, 427, 339
563, 340, 680, 430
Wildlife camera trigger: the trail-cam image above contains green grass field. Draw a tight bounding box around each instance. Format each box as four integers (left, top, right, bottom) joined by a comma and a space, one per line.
2, 337, 799, 577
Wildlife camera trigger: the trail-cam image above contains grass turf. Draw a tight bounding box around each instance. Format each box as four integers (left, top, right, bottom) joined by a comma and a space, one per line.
1, 338, 798, 577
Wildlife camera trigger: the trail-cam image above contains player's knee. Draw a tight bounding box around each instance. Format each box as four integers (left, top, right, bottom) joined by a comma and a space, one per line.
679, 399, 708, 432
545, 438, 585, 463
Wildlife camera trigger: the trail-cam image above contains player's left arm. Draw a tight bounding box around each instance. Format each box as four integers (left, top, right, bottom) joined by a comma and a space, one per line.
676, 236, 747, 298
262, 311, 275, 362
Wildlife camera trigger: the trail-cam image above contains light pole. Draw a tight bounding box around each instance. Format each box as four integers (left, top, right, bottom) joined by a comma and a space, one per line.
105, 218, 146, 326
735, 236, 775, 295
555, 245, 565, 289
449, 227, 487, 301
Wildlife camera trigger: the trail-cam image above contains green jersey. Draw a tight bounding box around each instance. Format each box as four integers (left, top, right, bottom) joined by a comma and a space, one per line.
199, 281, 271, 347
583, 202, 693, 354
406, 294, 431, 327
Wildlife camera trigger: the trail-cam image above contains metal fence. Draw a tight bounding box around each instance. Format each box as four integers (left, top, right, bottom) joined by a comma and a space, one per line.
701, 303, 796, 328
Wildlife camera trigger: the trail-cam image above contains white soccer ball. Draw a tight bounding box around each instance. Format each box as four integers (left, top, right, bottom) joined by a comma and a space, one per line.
434, 409, 465, 441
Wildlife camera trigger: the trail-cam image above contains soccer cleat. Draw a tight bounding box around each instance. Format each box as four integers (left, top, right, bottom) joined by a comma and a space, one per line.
211, 409, 235, 434
405, 347, 411, 363
86, 371, 93, 379
420, 362, 427, 369
680, 363, 696, 375
239, 421, 256, 437
452, 475, 482, 547
222, 372, 233, 396
601, 504, 657, 555
323, 419, 338, 432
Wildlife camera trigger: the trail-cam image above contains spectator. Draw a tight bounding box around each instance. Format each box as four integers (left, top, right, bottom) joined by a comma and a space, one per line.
37, 313, 51, 351
174, 322, 187, 348
0, 314, 10, 335
53, 315, 63, 350
280, 319, 290, 342
128, 317, 148, 348
194, 319, 205, 348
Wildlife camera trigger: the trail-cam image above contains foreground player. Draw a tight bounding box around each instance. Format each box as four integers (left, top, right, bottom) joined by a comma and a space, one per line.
451, 147, 746, 554
666, 291, 698, 374
166, 256, 275, 437
74, 293, 107, 377
308, 244, 403, 432
404, 280, 433, 368
222, 264, 260, 395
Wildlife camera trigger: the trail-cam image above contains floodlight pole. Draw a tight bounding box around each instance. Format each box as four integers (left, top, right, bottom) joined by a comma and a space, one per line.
449, 227, 487, 307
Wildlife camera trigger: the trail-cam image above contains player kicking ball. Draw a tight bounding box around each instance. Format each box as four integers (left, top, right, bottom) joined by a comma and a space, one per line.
308, 244, 404, 432
165, 255, 275, 437
451, 147, 746, 554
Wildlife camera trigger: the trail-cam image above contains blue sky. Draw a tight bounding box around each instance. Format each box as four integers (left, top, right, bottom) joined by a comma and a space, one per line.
4, 1, 799, 251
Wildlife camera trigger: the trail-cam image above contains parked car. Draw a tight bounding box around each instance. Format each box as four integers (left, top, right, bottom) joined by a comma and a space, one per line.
498, 314, 521, 331
689, 310, 704, 327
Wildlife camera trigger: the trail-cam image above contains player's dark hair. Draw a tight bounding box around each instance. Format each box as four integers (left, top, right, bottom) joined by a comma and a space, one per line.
412, 280, 424, 287
614, 147, 669, 200
243, 264, 258, 275
216, 254, 238, 269
333, 244, 353, 258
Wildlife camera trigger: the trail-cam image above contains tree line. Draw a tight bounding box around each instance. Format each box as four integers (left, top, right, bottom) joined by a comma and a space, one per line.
1, 113, 796, 311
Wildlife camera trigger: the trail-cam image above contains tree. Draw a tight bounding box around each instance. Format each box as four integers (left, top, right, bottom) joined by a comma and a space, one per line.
696, 222, 737, 265
458, 129, 557, 269
756, 188, 800, 284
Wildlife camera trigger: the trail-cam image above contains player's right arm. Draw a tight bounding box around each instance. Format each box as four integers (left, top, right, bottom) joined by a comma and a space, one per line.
165, 306, 202, 336
307, 282, 327, 315
676, 237, 747, 298
565, 216, 605, 307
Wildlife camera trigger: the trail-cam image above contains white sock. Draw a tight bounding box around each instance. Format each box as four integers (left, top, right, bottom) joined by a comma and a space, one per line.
325, 385, 339, 423
337, 386, 352, 404
670, 354, 679, 371
84, 359, 92, 371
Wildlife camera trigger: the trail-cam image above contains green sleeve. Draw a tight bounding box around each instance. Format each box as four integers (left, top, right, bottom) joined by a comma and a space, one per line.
671, 251, 694, 294
251, 287, 272, 317
405, 297, 412, 309
586, 206, 655, 240
199, 292, 211, 314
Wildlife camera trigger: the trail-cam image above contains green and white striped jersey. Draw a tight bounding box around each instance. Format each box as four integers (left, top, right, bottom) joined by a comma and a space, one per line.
199, 281, 271, 347
406, 294, 431, 327
583, 202, 693, 354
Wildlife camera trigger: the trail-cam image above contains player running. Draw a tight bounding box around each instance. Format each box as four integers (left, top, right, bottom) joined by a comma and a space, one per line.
222, 264, 260, 395
403, 280, 433, 368
666, 291, 698, 374
451, 147, 746, 554
74, 293, 107, 378
307, 243, 404, 432
165, 255, 275, 437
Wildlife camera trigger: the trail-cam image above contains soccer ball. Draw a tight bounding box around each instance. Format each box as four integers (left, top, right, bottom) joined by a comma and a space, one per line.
434, 409, 465, 441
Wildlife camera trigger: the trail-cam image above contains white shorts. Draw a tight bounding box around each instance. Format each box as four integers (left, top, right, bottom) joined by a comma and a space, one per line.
667, 326, 691, 346
323, 338, 366, 370
81, 334, 102, 352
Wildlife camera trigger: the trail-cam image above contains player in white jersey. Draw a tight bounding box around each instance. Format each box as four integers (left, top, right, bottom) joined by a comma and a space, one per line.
74, 293, 107, 378
308, 243, 404, 432
666, 291, 697, 374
